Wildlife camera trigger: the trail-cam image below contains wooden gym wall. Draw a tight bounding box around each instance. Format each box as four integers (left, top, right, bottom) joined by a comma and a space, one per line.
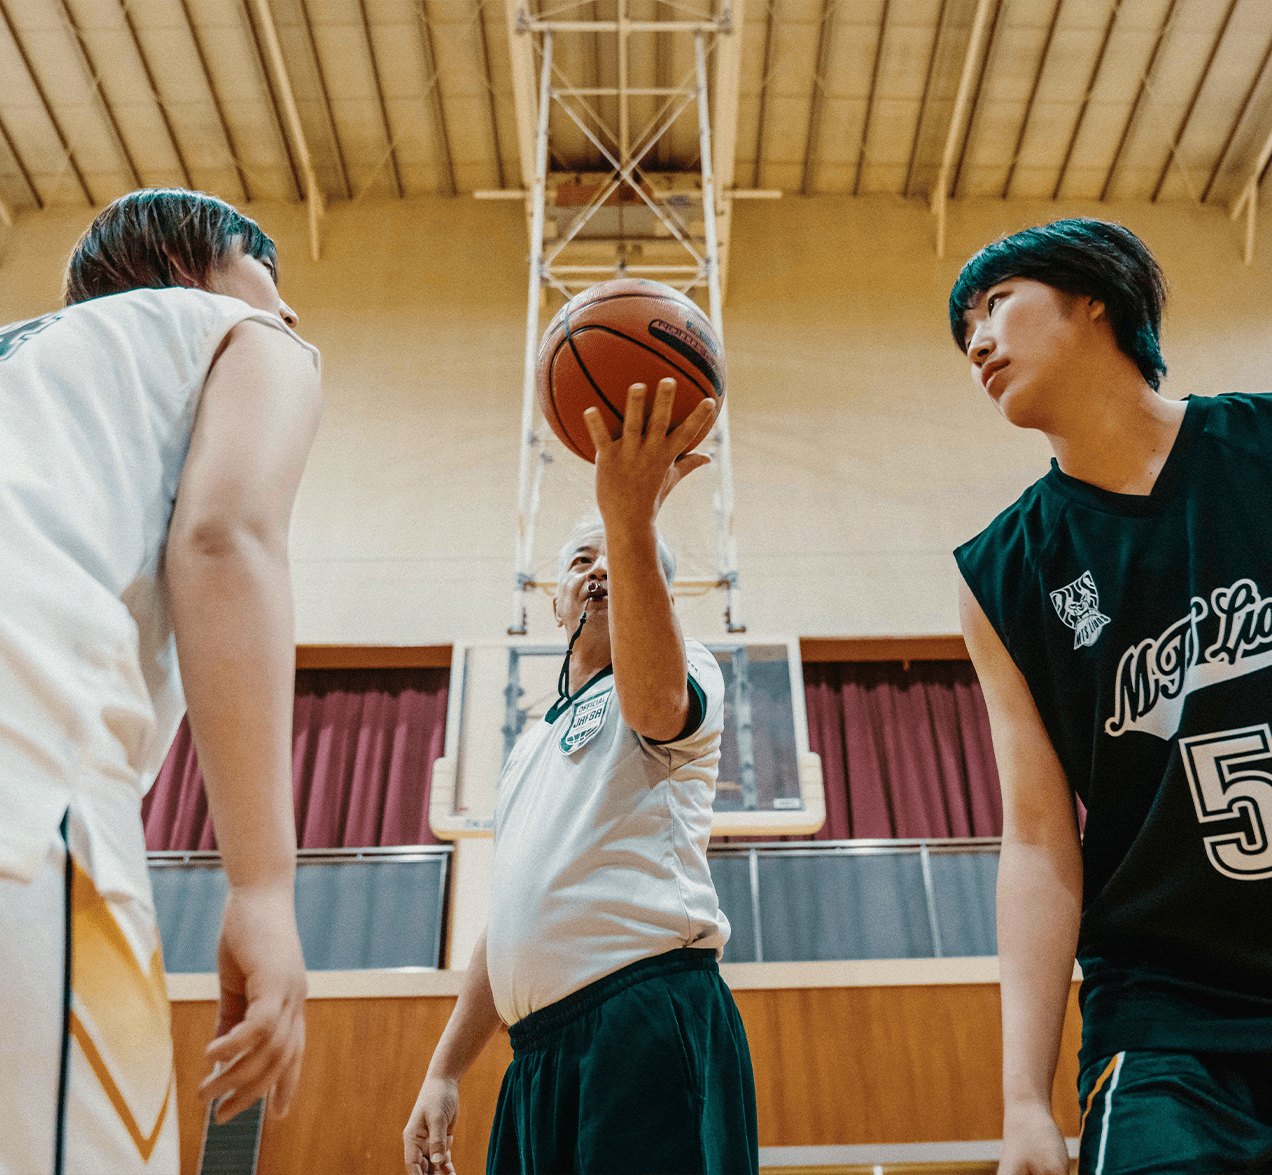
172, 979, 1083, 1175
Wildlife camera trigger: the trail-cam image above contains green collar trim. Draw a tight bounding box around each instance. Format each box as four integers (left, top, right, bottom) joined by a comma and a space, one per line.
545, 663, 615, 725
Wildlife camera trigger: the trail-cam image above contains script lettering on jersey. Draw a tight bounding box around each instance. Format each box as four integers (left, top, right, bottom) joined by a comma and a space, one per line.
1106, 578, 1272, 739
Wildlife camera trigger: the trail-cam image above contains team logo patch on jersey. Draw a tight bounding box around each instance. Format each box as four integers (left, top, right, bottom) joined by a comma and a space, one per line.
0, 312, 59, 361
1050, 571, 1110, 649
559, 687, 613, 755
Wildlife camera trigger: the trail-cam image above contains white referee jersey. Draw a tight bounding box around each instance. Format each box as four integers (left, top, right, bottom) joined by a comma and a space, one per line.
486, 637, 731, 1025
0, 287, 319, 903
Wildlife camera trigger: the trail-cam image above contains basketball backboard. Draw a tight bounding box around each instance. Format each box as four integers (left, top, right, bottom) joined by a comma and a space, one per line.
429, 637, 825, 838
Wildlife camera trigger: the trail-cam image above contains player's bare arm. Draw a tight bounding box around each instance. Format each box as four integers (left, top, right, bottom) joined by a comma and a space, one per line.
404, 929, 503, 1175
582, 378, 716, 741
959, 579, 1081, 1175
167, 319, 321, 1122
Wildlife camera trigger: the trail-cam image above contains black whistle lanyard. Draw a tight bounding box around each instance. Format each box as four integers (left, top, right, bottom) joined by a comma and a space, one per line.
557, 608, 589, 707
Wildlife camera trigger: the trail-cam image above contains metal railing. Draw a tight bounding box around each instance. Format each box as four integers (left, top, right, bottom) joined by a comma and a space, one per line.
707, 838, 1001, 963
148, 844, 452, 972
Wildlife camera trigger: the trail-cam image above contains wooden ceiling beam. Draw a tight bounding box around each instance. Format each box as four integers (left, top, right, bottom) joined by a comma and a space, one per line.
297, 0, 353, 200
476, 0, 507, 190
1000, 0, 1063, 199
0, 109, 42, 209
801, 0, 835, 196
752, 0, 777, 188
1099, 0, 1178, 202
950, 0, 1004, 198
55, 0, 143, 190
1150, 0, 1239, 203
0, 0, 91, 204
1050, 0, 1122, 200
176, 0, 250, 203
931, 0, 994, 256
417, 0, 457, 195
238, 0, 304, 202
355, 0, 401, 198
116, 0, 193, 190
248, 0, 325, 258
902, 0, 950, 198
853, 0, 890, 197
1201, 28, 1272, 205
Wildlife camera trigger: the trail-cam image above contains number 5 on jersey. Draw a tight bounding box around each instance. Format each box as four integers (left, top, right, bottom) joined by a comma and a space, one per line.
1179, 724, 1272, 881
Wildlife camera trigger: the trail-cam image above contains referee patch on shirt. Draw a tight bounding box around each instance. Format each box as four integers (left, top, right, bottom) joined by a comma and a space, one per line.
560, 689, 613, 755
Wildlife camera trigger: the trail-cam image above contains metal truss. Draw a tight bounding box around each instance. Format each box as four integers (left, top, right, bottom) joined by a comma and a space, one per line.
506, 3, 746, 635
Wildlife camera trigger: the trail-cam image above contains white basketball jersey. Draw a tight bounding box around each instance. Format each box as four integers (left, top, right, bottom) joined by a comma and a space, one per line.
0, 288, 319, 900
486, 638, 731, 1025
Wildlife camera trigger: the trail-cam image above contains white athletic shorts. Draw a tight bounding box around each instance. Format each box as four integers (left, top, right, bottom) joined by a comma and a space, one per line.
0, 828, 178, 1175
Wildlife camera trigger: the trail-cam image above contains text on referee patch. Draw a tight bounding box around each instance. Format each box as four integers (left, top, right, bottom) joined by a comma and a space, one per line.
560, 688, 613, 754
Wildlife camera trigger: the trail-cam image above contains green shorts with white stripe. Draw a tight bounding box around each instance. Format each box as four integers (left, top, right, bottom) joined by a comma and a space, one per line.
1077, 1049, 1272, 1175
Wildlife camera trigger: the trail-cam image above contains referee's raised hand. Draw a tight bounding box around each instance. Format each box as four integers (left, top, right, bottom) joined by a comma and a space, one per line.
583, 378, 715, 530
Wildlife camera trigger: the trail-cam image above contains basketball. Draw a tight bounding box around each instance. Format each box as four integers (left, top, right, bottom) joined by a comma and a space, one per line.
535, 278, 726, 462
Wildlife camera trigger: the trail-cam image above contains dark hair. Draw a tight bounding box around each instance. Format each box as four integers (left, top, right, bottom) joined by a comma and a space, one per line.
64, 188, 277, 305
948, 218, 1167, 390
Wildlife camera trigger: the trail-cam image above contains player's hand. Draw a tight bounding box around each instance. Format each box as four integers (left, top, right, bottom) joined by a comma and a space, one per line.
200, 881, 307, 1123
583, 378, 715, 527
998, 1102, 1070, 1175
404, 1075, 459, 1175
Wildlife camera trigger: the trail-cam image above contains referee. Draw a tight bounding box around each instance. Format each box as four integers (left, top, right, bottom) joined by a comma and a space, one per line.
403, 379, 758, 1175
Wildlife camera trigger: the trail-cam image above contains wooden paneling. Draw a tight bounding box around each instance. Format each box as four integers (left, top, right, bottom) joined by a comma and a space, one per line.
295, 645, 453, 669
733, 983, 1081, 1146
172, 982, 1081, 1173
799, 637, 969, 663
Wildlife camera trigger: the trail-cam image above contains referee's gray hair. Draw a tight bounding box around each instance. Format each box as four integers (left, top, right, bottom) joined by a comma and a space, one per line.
556, 510, 677, 585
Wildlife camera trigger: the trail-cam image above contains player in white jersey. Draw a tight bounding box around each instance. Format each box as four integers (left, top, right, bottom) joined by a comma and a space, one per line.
404, 380, 758, 1175
0, 189, 321, 1175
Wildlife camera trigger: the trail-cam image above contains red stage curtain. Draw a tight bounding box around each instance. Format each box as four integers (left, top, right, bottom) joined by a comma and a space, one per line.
142, 667, 449, 851
801, 660, 1001, 840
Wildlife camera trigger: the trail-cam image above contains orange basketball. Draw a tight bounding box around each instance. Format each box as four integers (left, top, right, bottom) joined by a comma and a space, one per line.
535, 278, 726, 463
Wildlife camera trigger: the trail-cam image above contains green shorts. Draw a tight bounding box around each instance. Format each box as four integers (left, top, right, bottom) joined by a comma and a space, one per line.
1077, 1050, 1272, 1175
488, 948, 758, 1175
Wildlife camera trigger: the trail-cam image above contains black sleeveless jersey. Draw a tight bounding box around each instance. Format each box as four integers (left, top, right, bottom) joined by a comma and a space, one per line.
955, 393, 1272, 1066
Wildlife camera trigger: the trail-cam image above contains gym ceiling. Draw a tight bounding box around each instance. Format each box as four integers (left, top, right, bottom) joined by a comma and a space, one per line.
0, 0, 1268, 219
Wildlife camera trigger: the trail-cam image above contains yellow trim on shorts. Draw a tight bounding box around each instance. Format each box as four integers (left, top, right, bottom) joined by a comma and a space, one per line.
69, 1014, 173, 1161
1079, 1052, 1123, 1138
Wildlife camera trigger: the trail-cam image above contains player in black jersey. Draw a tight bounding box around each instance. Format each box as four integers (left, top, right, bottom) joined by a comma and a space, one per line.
949, 219, 1272, 1175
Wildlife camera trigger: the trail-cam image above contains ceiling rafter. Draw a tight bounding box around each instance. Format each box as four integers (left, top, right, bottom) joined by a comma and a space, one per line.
1230, 119, 1272, 264
752, 0, 777, 188
0, 110, 42, 209
1099, 0, 1178, 202
354, 0, 402, 198
902, 0, 950, 198
1051, 0, 1122, 200
0, 0, 92, 204
248, 0, 325, 258
176, 0, 250, 202
416, 0, 457, 195
1202, 28, 1272, 205
476, 0, 507, 189
296, 0, 353, 200
56, 0, 143, 190
801, 0, 835, 196
1150, 0, 1239, 202
1001, 0, 1063, 198
951, 0, 1005, 197
117, 0, 193, 189
932, 0, 994, 256
238, 0, 303, 201
853, 0, 890, 197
